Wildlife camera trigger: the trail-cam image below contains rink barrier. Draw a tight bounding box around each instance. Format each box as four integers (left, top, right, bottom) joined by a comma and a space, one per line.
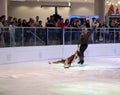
0, 27, 120, 47
0, 44, 120, 64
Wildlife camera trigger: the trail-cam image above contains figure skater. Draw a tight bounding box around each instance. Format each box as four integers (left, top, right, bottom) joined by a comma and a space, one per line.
49, 49, 79, 68
77, 26, 96, 64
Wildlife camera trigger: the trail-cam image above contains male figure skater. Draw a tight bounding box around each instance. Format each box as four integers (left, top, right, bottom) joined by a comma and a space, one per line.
77, 26, 96, 64
49, 49, 79, 68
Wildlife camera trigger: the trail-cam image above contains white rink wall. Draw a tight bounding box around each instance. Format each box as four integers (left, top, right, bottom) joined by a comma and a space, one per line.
0, 44, 120, 64
0, 46, 63, 64
63, 44, 120, 58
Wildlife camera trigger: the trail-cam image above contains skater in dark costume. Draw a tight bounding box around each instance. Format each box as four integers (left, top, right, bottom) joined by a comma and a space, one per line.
49, 49, 79, 68
77, 26, 96, 64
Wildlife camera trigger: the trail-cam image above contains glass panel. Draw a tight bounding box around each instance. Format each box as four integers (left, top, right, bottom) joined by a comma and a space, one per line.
47, 28, 62, 45
35, 28, 46, 46
15, 28, 23, 46
0, 27, 120, 48
3, 28, 10, 47
23, 28, 35, 46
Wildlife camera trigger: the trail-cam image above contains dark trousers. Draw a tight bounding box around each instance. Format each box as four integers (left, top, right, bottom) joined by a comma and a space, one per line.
79, 44, 88, 61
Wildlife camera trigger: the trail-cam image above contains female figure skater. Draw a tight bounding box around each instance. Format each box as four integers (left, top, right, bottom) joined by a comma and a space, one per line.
49, 49, 79, 68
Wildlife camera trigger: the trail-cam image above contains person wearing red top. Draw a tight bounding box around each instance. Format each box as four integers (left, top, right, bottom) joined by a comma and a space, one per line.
56, 18, 65, 28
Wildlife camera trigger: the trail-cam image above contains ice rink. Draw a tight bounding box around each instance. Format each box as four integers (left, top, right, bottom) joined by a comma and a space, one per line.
0, 57, 120, 95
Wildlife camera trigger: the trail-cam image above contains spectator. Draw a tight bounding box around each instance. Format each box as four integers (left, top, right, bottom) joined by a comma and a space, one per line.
86, 20, 90, 28
46, 20, 55, 27
28, 18, 34, 27
22, 19, 28, 27
1, 15, 7, 26
34, 16, 39, 27
38, 20, 43, 27
6, 16, 13, 26
9, 22, 16, 46
13, 17, 18, 26
17, 18, 22, 27
0, 16, 5, 46
64, 19, 70, 27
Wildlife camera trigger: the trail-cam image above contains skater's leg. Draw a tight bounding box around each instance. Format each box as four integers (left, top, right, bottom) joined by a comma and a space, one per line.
49, 59, 65, 64
78, 44, 88, 64
64, 59, 69, 68
64, 59, 72, 68
78, 52, 84, 64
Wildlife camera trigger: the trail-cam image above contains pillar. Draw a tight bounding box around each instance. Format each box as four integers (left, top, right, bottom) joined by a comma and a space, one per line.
55, 6, 58, 14
0, 0, 8, 18
94, 0, 105, 24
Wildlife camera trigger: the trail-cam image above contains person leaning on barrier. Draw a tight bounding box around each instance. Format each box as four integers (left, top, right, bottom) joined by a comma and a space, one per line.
0, 16, 5, 47
77, 26, 96, 64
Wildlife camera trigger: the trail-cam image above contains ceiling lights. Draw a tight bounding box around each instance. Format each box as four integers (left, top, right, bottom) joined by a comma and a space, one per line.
10, 0, 26, 1
106, 0, 120, 6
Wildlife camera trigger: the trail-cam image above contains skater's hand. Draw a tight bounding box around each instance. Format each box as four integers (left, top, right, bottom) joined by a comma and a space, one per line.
78, 44, 80, 48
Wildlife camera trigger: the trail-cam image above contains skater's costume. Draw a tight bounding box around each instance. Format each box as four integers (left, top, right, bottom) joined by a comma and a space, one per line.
77, 26, 96, 64
49, 50, 79, 68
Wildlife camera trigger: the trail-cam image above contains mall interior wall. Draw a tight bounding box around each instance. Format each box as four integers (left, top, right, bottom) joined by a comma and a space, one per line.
0, 0, 7, 17
8, 1, 119, 26
8, 2, 95, 26
70, 3, 94, 16
8, 1, 70, 26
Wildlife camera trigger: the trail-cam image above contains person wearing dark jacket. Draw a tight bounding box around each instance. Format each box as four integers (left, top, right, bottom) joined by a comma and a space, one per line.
77, 26, 96, 64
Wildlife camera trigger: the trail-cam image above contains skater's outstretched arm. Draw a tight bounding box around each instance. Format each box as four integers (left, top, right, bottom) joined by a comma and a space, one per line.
49, 59, 65, 64
90, 26, 96, 34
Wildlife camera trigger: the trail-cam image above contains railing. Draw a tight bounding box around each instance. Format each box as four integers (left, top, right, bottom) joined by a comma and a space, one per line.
0, 27, 120, 47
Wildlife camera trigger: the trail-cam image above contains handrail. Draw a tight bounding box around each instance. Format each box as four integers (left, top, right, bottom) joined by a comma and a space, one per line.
0, 27, 120, 47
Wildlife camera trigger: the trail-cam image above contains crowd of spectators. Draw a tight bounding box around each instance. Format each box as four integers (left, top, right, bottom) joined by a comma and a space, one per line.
0, 14, 107, 29
109, 17, 120, 28
0, 14, 120, 47
0, 15, 43, 28
1, 13, 120, 29
45, 14, 103, 28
